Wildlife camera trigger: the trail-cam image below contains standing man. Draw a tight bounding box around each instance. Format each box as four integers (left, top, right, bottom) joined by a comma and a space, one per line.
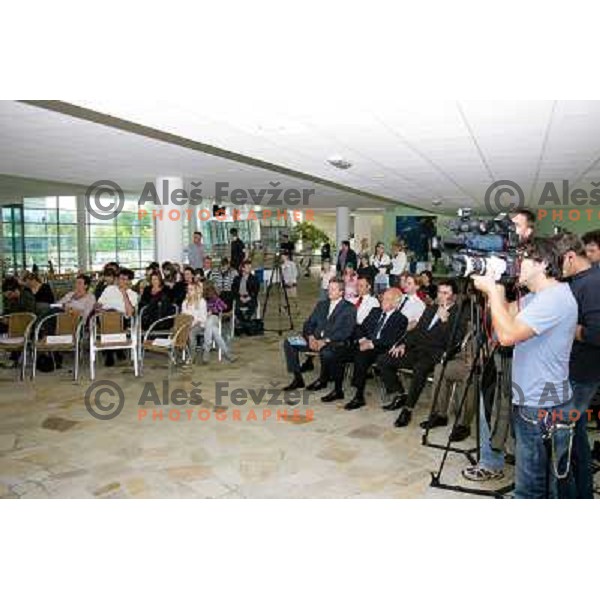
186, 231, 205, 270
582, 229, 600, 266
336, 240, 357, 275
554, 233, 600, 498
230, 228, 246, 272
472, 238, 578, 499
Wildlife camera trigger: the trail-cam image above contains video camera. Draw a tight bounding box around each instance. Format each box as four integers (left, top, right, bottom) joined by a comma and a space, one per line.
442, 208, 520, 281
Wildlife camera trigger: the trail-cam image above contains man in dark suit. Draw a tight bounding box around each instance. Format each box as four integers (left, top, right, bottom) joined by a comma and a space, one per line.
376, 279, 466, 427
282, 278, 356, 400
232, 260, 260, 325
336, 240, 358, 275
344, 288, 408, 410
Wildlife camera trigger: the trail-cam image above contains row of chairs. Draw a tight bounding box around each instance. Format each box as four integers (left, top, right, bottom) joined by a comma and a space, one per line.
0, 302, 239, 381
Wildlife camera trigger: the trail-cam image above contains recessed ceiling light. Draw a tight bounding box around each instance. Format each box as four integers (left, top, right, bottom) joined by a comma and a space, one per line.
432, 200, 442, 206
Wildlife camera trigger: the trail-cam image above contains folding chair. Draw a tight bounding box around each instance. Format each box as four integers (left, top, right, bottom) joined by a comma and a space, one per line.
32, 310, 84, 380
141, 313, 194, 376
89, 311, 139, 380
0, 312, 37, 380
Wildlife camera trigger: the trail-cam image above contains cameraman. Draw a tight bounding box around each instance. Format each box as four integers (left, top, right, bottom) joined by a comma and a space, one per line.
472, 238, 578, 499
554, 232, 600, 498
462, 209, 535, 483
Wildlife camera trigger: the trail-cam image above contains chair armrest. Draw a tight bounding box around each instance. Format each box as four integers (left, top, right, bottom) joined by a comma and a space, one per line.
33, 311, 61, 342
143, 315, 177, 342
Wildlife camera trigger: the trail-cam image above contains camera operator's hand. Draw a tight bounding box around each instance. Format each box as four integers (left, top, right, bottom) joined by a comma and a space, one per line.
308, 335, 318, 351
471, 273, 497, 295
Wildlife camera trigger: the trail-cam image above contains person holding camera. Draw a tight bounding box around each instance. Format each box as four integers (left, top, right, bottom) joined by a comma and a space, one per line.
472, 238, 578, 498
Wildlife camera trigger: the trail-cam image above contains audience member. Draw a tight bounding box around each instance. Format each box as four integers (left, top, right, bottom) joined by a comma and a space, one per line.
344, 288, 408, 410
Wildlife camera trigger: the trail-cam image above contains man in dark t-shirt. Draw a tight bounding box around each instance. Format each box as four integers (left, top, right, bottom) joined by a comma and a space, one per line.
555, 232, 600, 498
230, 228, 246, 271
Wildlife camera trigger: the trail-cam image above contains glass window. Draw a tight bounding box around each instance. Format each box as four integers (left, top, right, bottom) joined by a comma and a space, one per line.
22, 196, 80, 273
86, 195, 154, 272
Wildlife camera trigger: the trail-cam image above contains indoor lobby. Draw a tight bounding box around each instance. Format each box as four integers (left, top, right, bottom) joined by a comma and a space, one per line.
1, 99, 600, 502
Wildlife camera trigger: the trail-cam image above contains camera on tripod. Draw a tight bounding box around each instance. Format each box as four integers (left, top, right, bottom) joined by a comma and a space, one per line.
441, 208, 520, 281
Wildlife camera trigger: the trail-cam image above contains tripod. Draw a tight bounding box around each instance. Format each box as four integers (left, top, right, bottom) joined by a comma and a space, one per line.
424, 282, 515, 498
262, 254, 294, 336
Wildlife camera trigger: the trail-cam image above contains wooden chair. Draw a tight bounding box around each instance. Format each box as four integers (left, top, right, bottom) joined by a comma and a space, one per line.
31, 310, 84, 380
89, 311, 139, 380
0, 312, 37, 380
141, 313, 194, 375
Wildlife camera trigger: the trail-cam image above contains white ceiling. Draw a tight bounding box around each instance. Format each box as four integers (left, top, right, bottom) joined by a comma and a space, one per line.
3, 99, 600, 213
0, 101, 385, 209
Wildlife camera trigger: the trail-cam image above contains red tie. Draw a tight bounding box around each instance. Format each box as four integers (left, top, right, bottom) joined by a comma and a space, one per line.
356, 296, 363, 308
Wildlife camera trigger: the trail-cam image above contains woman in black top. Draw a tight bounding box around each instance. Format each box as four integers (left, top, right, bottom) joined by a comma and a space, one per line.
23, 273, 55, 313
419, 270, 437, 302
139, 271, 173, 329
357, 254, 377, 289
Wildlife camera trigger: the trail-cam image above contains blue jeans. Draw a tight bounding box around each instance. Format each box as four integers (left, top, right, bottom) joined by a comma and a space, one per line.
479, 396, 505, 471
512, 402, 576, 499
569, 379, 600, 499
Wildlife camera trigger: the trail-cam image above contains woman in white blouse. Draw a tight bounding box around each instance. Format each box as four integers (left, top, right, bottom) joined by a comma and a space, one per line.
390, 241, 408, 287
182, 282, 235, 364
370, 242, 391, 271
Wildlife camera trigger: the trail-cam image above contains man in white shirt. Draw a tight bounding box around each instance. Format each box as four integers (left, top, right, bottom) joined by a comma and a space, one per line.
97, 268, 139, 367
98, 268, 139, 316
355, 276, 380, 325
400, 274, 426, 329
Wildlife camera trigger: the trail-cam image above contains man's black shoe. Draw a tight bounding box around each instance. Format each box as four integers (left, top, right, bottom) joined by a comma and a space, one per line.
307, 379, 327, 391
449, 425, 471, 442
419, 414, 448, 429
321, 390, 344, 403
382, 394, 407, 411
300, 358, 315, 373
394, 407, 412, 427
344, 397, 366, 410
283, 376, 305, 391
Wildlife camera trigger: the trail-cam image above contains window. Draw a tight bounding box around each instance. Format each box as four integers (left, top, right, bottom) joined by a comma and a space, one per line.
87, 197, 154, 273
22, 196, 79, 273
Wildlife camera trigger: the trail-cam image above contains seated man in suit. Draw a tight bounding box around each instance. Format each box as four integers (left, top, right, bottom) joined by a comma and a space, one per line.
282, 278, 356, 402
344, 288, 408, 410
232, 260, 259, 325
299, 275, 379, 375
376, 279, 466, 427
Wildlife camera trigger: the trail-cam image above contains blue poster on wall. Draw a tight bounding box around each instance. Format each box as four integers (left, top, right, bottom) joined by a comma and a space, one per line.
395, 216, 432, 262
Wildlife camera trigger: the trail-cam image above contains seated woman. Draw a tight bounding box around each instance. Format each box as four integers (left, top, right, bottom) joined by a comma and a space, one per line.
342, 263, 359, 303
357, 254, 377, 289
419, 270, 437, 304
139, 271, 173, 330
181, 281, 235, 364
57, 274, 96, 321
22, 272, 55, 314
204, 281, 228, 315
162, 262, 187, 307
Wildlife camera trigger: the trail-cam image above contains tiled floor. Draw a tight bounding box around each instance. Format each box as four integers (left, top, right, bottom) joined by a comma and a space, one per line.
0, 278, 513, 498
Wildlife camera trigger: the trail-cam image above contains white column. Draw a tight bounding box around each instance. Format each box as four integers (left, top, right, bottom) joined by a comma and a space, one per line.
154, 176, 184, 264
336, 206, 350, 248
76, 195, 88, 271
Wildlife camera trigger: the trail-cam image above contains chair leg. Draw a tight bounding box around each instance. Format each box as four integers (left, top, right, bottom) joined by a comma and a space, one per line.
74, 347, 79, 382
31, 345, 37, 380
90, 347, 95, 381
133, 347, 139, 377
21, 343, 27, 381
